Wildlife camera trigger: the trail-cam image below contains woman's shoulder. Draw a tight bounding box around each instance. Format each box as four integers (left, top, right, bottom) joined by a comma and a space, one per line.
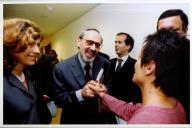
129, 102, 187, 124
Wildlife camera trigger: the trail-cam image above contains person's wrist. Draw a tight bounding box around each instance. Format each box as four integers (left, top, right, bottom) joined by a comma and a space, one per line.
98, 92, 105, 98
80, 89, 84, 97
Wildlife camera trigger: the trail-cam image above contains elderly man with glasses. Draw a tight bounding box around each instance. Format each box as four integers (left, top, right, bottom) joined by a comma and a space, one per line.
53, 28, 115, 124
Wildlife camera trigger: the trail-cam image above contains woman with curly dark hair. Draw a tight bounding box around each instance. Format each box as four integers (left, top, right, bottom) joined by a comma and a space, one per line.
3, 18, 51, 124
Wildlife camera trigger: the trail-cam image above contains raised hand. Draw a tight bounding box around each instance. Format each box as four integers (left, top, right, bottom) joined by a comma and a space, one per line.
88, 81, 107, 98
81, 81, 96, 98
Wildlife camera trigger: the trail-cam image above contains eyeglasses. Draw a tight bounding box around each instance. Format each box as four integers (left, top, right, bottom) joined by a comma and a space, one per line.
83, 38, 102, 49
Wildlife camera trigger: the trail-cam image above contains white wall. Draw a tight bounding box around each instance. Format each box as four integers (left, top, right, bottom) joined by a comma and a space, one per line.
50, 3, 190, 61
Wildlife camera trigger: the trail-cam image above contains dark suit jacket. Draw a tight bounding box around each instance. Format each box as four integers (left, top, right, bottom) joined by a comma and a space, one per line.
29, 54, 55, 100
53, 54, 112, 124
3, 69, 40, 124
110, 56, 141, 103
98, 52, 110, 60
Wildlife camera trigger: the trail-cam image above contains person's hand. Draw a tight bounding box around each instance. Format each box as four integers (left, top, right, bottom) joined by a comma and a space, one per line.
88, 81, 107, 98
81, 80, 95, 98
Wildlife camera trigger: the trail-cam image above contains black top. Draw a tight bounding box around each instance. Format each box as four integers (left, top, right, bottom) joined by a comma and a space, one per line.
110, 56, 142, 103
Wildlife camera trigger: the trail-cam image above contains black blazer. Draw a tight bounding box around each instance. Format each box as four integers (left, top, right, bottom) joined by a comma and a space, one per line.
3, 69, 40, 124
53, 54, 112, 124
110, 56, 141, 103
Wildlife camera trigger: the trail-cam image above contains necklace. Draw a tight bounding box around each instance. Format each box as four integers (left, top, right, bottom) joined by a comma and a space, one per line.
15, 72, 25, 83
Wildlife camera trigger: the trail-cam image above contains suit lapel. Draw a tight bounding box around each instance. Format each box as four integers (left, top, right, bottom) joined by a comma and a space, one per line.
25, 73, 36, 98
113, 57, 131, 73
92, 56, 103, 80
70, 55, 104, 87
121, 56, 132, 70
9, 74, 26, 91
8, 73, 34, 98
111, 58, 117, 72
71, 55, 86, 87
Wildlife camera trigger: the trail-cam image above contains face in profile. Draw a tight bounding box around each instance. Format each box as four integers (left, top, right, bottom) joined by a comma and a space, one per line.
157, 16, 187, 37
13, 43, 40, 66
4, 18, 43, 69
115, 34, 130, 57
78, 30, 102, 62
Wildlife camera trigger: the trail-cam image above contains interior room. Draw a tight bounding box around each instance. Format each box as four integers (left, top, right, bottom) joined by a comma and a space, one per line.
3, 1, 190, 124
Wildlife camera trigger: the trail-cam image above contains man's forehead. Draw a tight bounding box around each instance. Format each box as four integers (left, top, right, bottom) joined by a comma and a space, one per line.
158, 16, 182, 28
84, 30, 101, 38
116, 34, 127, 40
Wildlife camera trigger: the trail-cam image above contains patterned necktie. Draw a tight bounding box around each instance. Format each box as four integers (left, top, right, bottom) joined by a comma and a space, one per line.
84, 63, 91, 82
116, 59, 123, 72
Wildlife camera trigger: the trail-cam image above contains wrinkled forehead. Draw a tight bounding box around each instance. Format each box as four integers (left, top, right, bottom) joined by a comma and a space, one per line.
84, 30, 103, 43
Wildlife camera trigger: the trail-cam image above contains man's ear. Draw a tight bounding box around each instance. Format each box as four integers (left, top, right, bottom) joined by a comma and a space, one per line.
77, 39, 81, 48
126, 45, 131, 51
144, 60, 156, 76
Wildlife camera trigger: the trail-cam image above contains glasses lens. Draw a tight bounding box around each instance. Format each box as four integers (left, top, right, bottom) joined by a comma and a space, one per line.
95, 43, 101, 48
84, 39, 101, 49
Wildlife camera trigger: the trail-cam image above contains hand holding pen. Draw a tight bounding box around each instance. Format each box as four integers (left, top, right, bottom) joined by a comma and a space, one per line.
88, 68, 107, 97
81, 68, 105, 98
88, 81, 107, 98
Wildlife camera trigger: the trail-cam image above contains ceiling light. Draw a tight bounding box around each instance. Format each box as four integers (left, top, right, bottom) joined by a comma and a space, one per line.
47, 6, 53, 11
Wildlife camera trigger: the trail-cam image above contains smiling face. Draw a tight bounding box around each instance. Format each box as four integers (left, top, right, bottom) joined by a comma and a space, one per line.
13, 43, 40, 67
3, 18, 43, 70
77, 30, 102, 62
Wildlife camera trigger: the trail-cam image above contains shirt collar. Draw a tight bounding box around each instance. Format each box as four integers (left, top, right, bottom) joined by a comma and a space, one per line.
118, 54, 129, 62
78, 53, 93, 69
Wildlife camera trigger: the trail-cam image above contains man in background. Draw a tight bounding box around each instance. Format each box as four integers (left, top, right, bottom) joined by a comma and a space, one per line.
110, 32, 142, 124
157, 9, 190, 123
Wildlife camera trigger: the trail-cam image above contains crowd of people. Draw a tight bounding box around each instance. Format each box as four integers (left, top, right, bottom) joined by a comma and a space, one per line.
3, 9, 190, 124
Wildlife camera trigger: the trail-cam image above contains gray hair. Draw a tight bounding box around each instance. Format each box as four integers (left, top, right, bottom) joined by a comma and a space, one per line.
78, 28, 103, 43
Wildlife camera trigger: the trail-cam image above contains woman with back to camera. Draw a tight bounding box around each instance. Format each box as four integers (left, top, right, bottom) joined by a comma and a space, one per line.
88, 29, 187, 124
3, 18, 47, 124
